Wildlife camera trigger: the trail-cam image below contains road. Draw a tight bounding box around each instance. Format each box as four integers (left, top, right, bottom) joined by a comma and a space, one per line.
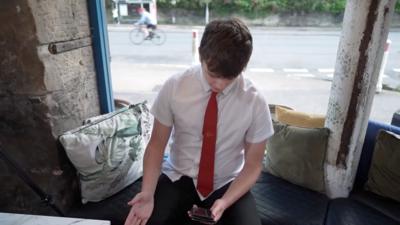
107, 25, 400, 123
108, 26, 400, 76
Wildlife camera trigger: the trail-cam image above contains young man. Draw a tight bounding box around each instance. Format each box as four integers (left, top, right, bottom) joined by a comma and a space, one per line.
124, 18, 274, 225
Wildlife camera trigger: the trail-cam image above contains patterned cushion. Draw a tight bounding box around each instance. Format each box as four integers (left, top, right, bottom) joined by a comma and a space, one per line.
59, 103, 151, 203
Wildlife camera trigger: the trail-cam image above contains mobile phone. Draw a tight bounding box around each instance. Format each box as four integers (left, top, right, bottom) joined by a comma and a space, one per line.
189, 206, 215, 224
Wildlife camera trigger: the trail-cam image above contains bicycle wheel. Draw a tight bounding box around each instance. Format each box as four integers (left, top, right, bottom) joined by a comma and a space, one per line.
129, 28, 145, 45
151, 29, 166, 45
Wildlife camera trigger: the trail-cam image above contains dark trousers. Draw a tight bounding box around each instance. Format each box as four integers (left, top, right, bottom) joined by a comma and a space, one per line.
147, 174, 261, 225
147, 24, 157, 29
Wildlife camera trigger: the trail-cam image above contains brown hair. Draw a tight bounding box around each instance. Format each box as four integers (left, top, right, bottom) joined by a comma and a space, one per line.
199, 18, 253, 79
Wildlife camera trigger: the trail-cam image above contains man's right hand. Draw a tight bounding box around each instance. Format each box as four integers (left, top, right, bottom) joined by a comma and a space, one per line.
124, 192, 154, 225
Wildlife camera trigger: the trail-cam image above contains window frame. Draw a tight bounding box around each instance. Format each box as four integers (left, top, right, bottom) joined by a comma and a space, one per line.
88, 0, 115, 113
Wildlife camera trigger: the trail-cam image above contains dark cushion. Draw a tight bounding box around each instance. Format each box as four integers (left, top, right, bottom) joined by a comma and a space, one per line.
365, 130, 400, 202
326, 198, 400, 225
251, 172, 329, 225
264, 121, 329, 193
354, 120, 400, 190
350, 190, 400, 222
392, 110, 400, 127
67, 178, 142, 225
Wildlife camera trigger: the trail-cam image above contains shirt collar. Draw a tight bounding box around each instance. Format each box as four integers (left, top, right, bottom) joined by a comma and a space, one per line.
198, 65, 211, 92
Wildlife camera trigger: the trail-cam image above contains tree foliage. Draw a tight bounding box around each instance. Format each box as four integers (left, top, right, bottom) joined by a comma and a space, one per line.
157, 0, 400, 14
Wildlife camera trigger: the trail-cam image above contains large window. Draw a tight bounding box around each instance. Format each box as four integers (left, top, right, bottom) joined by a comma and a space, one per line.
102, 0, 400, 123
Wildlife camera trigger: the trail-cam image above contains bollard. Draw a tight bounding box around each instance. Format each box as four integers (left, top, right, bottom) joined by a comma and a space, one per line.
192, 29, 199, 65
376, 39, 391, 93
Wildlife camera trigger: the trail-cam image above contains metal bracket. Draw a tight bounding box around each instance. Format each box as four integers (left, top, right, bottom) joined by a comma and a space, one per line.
48, 37, 91, 54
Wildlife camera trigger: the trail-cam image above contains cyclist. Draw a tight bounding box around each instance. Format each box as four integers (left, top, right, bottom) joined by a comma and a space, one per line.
134, 7, 157, 40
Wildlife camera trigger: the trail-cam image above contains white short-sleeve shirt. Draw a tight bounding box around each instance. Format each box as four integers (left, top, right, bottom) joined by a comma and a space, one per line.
151, 65, 274, 199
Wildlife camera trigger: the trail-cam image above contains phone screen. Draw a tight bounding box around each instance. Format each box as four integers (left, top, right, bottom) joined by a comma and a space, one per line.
189, 207, 215, 224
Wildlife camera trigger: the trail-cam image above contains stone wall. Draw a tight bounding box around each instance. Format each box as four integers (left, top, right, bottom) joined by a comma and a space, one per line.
0, 0, 100, 215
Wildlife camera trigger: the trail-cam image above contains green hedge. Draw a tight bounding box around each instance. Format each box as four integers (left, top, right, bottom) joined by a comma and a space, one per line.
157, 0, 400, 15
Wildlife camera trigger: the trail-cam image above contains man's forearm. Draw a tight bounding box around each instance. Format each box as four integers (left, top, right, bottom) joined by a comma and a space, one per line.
220, 162, 262, 208
141, 144, 165, 195
139, 119, 172, 196
219, 140, 267, 208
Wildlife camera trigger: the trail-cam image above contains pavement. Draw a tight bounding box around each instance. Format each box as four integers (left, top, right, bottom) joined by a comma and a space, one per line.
111, 62, 400, 124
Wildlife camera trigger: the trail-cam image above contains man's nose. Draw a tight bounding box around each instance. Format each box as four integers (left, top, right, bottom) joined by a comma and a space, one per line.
213, 80, 225, 90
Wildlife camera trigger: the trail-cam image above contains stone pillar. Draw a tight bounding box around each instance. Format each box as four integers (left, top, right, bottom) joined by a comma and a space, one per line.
0, 0, 101, 214
324, 0, 396, 198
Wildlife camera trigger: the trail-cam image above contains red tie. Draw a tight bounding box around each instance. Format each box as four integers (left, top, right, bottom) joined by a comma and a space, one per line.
197, 91, 218, 197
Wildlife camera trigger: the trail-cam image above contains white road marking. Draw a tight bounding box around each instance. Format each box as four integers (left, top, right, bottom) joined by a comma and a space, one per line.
287, 73, 315, 78
318, 68, 334, 73
249, 68, 274, 73
393, 68, 400, 73
283, 68, 309, 73
158, 64, 190, 69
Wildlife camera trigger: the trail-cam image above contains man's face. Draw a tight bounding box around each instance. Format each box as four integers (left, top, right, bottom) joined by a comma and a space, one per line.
202, 63, 235, 93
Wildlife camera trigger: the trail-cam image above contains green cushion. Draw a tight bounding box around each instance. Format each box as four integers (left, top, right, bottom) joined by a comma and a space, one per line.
59, 103, 151, 203
264, 121, 329, 193
365, 130, 400, 202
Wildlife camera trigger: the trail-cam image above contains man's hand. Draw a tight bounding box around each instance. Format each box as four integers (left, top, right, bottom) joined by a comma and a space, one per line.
210, 198, 228, 222
124, 119, 171, 225
124, 192, 154, 225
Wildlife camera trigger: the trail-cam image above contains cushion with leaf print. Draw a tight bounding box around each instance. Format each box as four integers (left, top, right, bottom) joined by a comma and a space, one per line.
59, 102, 151, 203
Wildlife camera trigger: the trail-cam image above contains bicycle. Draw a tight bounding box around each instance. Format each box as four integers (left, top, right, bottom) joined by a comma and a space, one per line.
129, 27, 166, 45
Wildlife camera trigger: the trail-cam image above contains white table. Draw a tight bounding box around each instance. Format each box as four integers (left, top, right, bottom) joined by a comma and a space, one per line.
0, 212, 110, 225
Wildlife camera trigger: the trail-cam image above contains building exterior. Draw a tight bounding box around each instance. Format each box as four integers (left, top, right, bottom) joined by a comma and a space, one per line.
113, 0, 157, 24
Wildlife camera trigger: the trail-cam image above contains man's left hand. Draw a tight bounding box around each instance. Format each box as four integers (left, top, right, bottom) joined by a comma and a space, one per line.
210, 198, 228, 222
